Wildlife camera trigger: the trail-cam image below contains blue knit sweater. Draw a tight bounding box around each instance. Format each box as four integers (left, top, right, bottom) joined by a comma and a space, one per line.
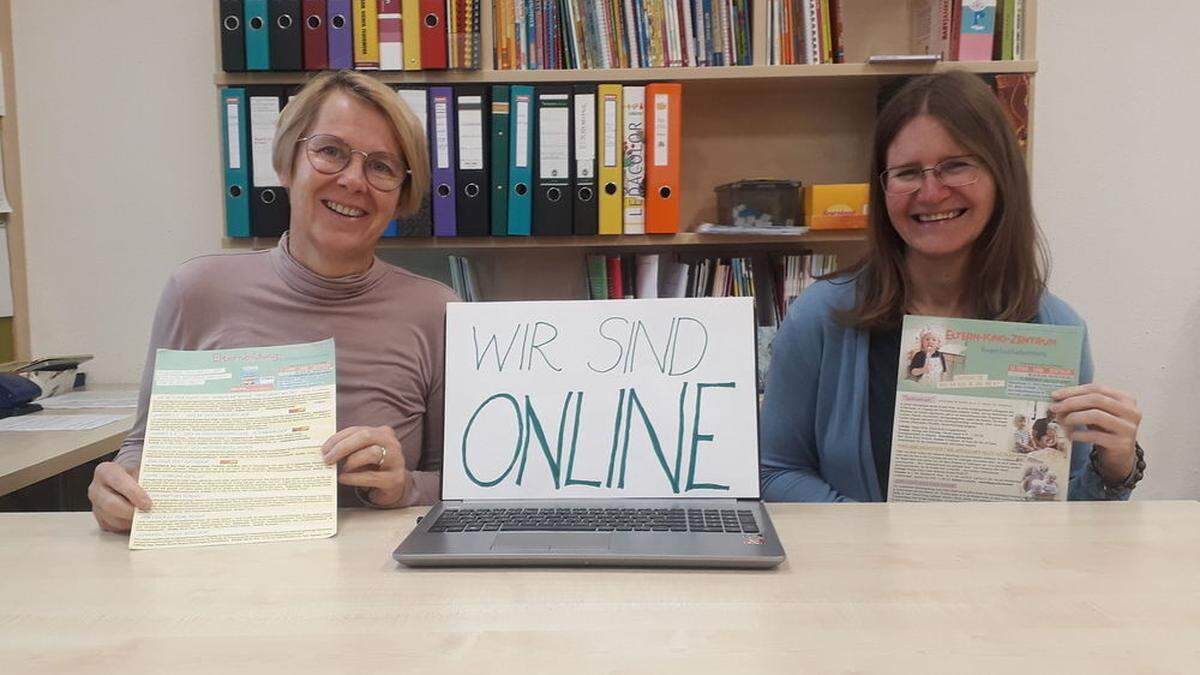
759, 276, 1129, 502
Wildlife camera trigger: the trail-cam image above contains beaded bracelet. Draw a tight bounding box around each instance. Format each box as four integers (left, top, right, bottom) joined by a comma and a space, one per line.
1091, 442, 1146, 492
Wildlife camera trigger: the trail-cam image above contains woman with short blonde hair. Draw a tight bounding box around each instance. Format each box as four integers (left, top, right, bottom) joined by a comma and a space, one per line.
89, 71, 456, 532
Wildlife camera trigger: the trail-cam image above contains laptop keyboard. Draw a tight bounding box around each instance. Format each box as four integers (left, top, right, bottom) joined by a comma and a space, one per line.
427, 507, 760, 534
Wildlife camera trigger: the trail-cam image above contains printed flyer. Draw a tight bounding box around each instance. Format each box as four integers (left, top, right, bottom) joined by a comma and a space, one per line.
130, 339, 338, 549
888, 316, 1083, 502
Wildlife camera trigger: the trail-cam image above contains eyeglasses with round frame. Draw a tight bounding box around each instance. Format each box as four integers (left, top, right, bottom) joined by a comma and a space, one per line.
879, 155, 983, 195
296, 134, 410, 192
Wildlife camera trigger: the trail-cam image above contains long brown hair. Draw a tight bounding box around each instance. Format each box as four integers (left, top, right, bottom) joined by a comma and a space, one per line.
835, 70, 1048, 330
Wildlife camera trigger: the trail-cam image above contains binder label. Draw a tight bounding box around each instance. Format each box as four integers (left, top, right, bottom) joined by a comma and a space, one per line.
225, 101, 242, 170
538, 107, 569, 179
397, 90, 428, 131
250, 96, 282, 187
434, 96, 451, 170
514, 96, 530, 168
458, 96, 484, 171
603, 96, 619, 168
574, 94, 595, 179
653, 94, 670, 167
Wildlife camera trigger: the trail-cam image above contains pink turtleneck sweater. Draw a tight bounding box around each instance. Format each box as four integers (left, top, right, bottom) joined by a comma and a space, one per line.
115, 234, 458, 507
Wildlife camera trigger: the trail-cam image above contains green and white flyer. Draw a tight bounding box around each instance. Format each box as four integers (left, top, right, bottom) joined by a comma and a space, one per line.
130, 339, 338, 549
888, 317, 1083, 502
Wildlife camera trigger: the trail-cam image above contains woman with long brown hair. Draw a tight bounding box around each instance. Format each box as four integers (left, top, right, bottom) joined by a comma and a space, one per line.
759, 71, 1144, 502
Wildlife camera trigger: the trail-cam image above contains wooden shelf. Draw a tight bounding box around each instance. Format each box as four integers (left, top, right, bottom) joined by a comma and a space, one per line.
215, 61, 1037, 87
223, 229, 867, 252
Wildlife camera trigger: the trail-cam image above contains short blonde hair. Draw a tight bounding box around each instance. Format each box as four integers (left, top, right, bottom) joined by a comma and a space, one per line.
273, 70, 430, 218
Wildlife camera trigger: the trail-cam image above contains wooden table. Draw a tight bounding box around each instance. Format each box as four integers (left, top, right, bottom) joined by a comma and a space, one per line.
0, 386, 136, 495
1, 501, 1197, 673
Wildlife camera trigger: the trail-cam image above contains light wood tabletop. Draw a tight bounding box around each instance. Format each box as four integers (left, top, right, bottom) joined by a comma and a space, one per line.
0, 385, 137, 495
1, 500, 1197, 673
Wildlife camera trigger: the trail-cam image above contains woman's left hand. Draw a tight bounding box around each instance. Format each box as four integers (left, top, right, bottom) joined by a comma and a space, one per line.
321, 425, 409, 507
1050, 384, 1141, 485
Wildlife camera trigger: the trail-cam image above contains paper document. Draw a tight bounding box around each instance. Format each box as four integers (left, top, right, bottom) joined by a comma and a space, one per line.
0, 142, 11, 213
0, 413, 129, 431
0, 227, 12, 316
888, 316, 1083, 502
37, 389, 140, 409
129, 339, 338, 550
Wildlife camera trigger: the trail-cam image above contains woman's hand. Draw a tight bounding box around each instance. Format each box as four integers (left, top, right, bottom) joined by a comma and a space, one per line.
321, 425, 409, 507
88, 462, 152, 532
1050, 384, 1142, 485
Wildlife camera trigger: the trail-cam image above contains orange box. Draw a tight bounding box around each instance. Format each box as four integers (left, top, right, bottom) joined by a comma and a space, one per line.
804, 183, 869, 229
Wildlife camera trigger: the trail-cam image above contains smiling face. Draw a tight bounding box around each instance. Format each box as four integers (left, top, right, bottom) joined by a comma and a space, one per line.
884, 115, 997, 266
920, 333, 941, 353
281, 92, 403, 276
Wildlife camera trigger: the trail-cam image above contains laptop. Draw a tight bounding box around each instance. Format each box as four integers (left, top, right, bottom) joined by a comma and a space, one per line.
393, 297, 786, 568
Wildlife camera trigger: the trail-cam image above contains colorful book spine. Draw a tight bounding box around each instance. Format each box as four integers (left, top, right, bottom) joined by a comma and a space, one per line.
377, 0, 403, 70
621, 85, 646, 235
994, 74, 1029, 152
353, 0, 380, 68
957, 0, 996, 61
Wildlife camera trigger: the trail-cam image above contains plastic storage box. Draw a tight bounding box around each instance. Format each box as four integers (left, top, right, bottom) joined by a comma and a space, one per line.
714, 180, 802, 228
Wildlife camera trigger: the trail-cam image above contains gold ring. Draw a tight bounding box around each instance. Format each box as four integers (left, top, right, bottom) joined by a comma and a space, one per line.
377, 445, 387, 469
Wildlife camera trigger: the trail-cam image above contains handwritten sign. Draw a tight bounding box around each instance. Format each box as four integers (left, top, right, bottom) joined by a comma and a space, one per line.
443, 298, 760, 499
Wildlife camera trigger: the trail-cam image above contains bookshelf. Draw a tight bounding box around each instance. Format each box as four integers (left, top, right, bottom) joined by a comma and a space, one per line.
213, 0, 1038, 301
224, 229, 867, 250
216, 61, 1038, 86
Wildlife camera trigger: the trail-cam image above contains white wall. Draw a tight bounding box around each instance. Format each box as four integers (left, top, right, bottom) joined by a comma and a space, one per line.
9, 1, 1198, 498
1032, 1, 1200, 498
11, 0, 222, 381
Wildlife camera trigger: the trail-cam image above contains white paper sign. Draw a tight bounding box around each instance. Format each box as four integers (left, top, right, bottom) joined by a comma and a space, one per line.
443, 298, 760, 500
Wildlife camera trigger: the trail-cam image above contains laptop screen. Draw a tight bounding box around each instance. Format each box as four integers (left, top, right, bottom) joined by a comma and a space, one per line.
441, 297, 761, 500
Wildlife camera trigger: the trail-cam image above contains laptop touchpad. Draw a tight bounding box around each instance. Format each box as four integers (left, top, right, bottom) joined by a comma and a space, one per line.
491, 533, 613, 551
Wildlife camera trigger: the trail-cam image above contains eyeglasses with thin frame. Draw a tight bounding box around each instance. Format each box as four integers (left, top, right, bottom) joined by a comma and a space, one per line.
296, 134, 410, 192
879, 155, 983, 195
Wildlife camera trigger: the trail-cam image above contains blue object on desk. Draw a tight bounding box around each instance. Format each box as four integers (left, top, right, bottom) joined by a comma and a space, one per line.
0, 374, 43, 418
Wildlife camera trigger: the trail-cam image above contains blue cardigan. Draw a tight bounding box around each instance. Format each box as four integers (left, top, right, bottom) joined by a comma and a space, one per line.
759, 276, 1129, 502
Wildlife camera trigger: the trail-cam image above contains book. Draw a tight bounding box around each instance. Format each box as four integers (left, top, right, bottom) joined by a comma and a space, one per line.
956, 0, 996, 62
994, 74, 1029, 153
909, 0, 952, 60
621, 85, 646, 234
586, 253, 609, 300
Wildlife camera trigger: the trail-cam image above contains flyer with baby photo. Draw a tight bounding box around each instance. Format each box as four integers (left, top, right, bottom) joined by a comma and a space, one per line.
887, 316, 1084, 502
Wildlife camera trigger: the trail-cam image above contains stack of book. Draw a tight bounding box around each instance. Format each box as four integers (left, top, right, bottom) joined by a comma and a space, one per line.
493, 0, 752, 70
771, 252, 836, 323
767, 0, 845, 65
219, 0, 482, 72
910, 0, 1026, 62
585, 251, 838, 325
768, 0, 1027, 66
